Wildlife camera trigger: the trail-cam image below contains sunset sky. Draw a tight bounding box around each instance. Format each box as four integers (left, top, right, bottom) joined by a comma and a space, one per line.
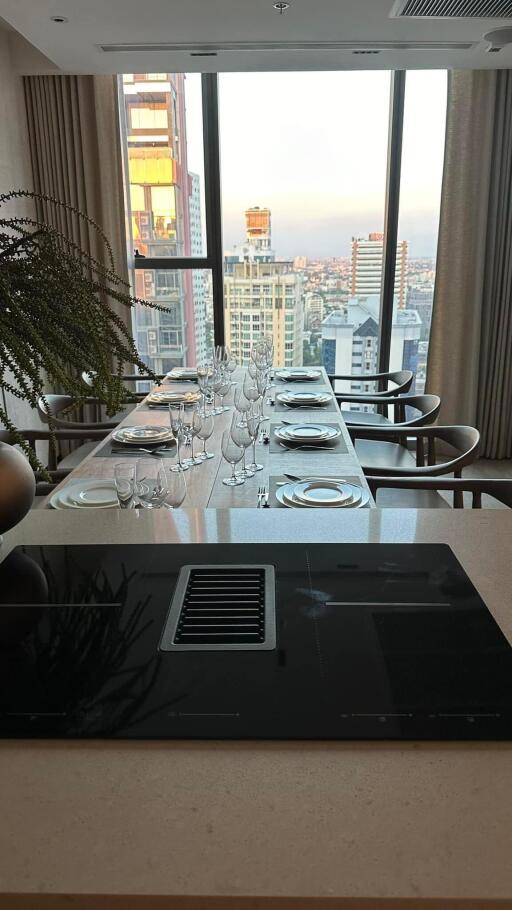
185, 70, 447, 259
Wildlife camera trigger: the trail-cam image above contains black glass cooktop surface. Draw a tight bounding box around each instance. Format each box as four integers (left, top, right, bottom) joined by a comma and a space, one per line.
1, 542, 511, 740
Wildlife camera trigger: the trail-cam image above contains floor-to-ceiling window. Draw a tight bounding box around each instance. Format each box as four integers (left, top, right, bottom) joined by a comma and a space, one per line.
392, 71, 447, 394
219, 71, 390, 384
119, 70, 447, 383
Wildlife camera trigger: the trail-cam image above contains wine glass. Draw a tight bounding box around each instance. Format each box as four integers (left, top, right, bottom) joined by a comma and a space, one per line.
114, 463, 136, 509
226, 353, 238, 381
197, 362, 211, 414
181, 403, 200, 467
196, 411, 215, 460
246, 407, 263, 473
210, 367, 225, 415
136, 459, 169, 509
169, 403, 189, 473
230, 414, 254, 479
221, 429, 245, 486
243, 369, 260, 407
233, 387, 251, 426
185, 410, 206, 466
218, 377, 232, 411
164, 469, 187, 510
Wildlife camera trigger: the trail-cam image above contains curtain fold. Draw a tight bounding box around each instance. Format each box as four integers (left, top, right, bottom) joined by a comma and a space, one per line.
23, 74, 131, 333
426, 69, 512, 458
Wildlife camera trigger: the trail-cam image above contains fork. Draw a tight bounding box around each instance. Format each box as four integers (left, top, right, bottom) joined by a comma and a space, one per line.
257, 485, 266, 508
111, 445, 173, 456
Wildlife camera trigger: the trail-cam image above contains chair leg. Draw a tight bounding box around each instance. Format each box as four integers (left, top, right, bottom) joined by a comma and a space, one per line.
453, 471, 464, 509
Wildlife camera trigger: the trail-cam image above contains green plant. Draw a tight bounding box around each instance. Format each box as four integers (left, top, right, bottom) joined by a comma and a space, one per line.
0, 189, 162, 471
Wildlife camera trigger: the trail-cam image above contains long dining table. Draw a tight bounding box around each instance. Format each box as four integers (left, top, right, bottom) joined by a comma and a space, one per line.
47, 366, 374, 509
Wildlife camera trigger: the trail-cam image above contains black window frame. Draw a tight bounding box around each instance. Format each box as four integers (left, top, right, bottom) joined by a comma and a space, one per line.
131, 70, 411, 371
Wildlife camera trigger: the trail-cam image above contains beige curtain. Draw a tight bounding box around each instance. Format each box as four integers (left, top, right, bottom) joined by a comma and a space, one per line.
23, 74, 131, 332
427, 69, 512, 458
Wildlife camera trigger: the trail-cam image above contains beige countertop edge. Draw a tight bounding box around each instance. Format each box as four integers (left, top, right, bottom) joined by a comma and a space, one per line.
1, 510, 512, 904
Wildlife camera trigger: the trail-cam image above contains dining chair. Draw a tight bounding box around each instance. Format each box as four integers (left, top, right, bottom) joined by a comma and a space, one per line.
36, 396, 113, 470
81, 369, 165, 401
368, 477, 512, 510
338, 393, 440, 429
0, 427, 107, 495
328, 369, 413, 398
349, 425, 480, 508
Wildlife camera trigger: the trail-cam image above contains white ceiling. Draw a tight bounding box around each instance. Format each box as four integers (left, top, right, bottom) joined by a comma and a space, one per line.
2, 0, 512, 73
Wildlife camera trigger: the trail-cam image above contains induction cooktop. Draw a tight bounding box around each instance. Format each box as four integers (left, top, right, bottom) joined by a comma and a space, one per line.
1, 542, 511, 740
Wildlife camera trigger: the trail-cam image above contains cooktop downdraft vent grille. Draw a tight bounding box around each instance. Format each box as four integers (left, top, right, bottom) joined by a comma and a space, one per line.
392, 0, 512, 16
160, 565, 276, 651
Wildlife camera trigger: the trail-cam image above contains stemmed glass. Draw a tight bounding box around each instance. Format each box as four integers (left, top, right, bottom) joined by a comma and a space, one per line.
196, 411, 215, 460
210, 367, 225, 415
221, 429, 244, 486
243, 370, 260, 408
233, 387, 251, 426
197, 363, 211, 415
164, 470, 187, 510
136, 459, 169, 509
231, 414, 254, 479
169, 403, 189, 473
185, 409, 204, 466
218, 376, 232, 411
256, 369, 270, 420
246, 406, 263, 473
114, 463, 136, 509
181, 403, 200, 467
226, 353, 238, 382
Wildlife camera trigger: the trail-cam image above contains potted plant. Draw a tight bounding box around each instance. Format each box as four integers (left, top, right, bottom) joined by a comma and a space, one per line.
0, 189, 161, 529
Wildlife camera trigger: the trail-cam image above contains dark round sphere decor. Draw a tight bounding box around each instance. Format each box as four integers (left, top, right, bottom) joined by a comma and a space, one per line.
0, 441, 35, 535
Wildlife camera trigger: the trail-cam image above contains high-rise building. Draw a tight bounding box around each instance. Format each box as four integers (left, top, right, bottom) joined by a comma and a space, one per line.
244, 207, 272, 250
304, 291, 324, 330
122, 73, 207, 372
189, 172, 208, 364
350, 233, 409, 308
224, 210, 303, 367
321, 296, 421, 401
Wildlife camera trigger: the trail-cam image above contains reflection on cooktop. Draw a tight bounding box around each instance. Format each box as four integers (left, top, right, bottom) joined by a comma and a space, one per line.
0, 542, 511, 741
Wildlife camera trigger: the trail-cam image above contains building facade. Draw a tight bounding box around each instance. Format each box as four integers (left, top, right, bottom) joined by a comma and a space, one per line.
122, 73, 207, 373
321, 295, 421, 402
350, 233, 409, 309
224, 209, 304, 367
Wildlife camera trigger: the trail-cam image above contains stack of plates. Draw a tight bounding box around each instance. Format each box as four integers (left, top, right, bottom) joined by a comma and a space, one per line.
50, 479, 118, 510
275, 369, 322, 382
274, 422, 341, 446
111, 425, 174, 446
165, 367, 198, 381
276, 390, 333, 408
146, 390, 201, 407
276, 478, 370, 509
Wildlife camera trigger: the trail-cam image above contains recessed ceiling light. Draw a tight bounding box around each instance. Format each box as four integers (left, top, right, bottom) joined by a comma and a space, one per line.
273, 2, 290, 12
50, 15, 68, 23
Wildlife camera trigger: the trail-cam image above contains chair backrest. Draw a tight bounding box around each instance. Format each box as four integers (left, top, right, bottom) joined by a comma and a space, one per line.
342, 393, 441, 428
367, 476, 512, 509
37, 395, 117, 430
329, 369, 413, 396
352, 424, 480, 481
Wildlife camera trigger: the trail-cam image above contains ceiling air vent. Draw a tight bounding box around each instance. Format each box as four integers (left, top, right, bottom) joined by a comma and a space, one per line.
392, 0, 512, 16
99, 40, 475, 53
160, 565, 276, 651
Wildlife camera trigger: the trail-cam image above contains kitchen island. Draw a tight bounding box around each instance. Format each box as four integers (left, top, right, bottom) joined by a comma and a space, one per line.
1, 507, 512, 908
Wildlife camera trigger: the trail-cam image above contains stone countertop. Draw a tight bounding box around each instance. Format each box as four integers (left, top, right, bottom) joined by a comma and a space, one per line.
1, 509, 512, 908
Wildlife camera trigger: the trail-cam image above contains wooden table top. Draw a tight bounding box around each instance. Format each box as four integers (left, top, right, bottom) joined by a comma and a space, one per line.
48, 367, 373, 510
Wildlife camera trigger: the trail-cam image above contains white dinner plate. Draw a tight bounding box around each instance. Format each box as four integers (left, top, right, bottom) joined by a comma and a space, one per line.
112, 426, 173, 445
292, 479, 355, 506
147, 391, 200, 403
276, 391, 332, 406
50, 481, 118, 510
275, 424, 340, 443
276, 482, 369, 509
77, 481, 119, 507
275, 369, 321, 382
